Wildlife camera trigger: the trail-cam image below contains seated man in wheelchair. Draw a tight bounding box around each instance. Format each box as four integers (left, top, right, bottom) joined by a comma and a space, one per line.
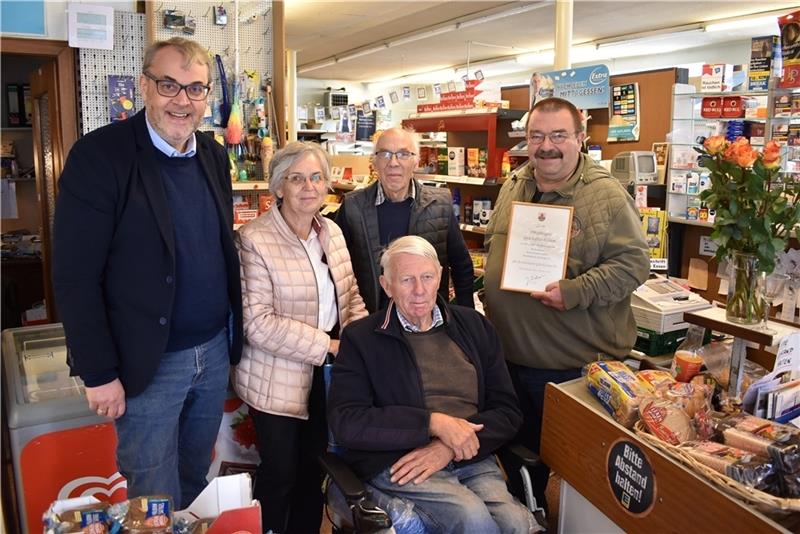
328, 236, 539, 534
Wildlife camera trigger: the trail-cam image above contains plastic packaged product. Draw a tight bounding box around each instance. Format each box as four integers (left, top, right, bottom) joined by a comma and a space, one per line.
639, 397, 696, 445
664, 382, 712, 418
108, 496, 173, 533
712, 413, 800, 473
636, 369, 675, 394
678, 441, 777, 493
43, 502, 111, 534
585, 361, 648, 428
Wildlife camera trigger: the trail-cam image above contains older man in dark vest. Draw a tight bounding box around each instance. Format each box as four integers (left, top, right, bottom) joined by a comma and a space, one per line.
336, 127, 474, 312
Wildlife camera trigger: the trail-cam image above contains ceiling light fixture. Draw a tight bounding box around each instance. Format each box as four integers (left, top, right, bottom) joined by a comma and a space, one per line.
704, 15, 779, 33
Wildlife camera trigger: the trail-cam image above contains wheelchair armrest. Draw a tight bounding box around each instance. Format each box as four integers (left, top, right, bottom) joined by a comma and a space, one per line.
503, 443, 541, 467
318, 451, 366, 502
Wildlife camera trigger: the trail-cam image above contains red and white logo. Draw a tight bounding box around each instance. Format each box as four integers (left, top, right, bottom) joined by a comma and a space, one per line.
58, 472, 127, 501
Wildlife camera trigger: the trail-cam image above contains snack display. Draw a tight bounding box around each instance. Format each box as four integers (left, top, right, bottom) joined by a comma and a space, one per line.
678, 440, 777, 493
585, 361, 649, 428
639, 397, 696, 445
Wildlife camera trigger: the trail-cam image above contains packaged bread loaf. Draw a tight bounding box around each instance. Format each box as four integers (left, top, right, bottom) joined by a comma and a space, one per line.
712, 413, 800, 473
678, 440, 777, 493
664, 382, 712, 418
636, 369, 675, 394
586, 361, 648, 428
639, 397, 695, 445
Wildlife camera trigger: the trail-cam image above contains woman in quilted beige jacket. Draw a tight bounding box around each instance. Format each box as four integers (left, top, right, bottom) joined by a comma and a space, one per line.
233, 142, 367, 534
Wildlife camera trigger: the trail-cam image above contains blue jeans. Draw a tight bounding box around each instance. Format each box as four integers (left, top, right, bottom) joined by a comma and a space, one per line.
367, 456, 535, 534
115, 328, 229, 508
502, 363, 582, 515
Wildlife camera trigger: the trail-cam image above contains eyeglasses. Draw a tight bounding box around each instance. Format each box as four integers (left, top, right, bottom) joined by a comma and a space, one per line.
284, 172, 326, 185
144, 71, 211, 101
374, 150, 416, 162
527, 131, 578, 145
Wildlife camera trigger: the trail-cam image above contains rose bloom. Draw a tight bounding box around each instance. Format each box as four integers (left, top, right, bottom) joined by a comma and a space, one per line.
704, 135, 728, 155
723, 137, 757, 168
762, 140, 781, 169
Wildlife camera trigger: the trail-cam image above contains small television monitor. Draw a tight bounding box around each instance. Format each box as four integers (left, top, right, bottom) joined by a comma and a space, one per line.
610, 151, 658, 185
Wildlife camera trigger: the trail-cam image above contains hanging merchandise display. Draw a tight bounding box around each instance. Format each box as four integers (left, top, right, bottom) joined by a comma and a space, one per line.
607, 82, 641, 142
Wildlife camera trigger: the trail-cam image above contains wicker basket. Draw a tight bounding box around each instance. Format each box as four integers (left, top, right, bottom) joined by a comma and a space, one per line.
633, 421, 800, 515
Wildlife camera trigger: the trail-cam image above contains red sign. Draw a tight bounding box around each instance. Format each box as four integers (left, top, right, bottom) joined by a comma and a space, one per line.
21, 423, 125, 530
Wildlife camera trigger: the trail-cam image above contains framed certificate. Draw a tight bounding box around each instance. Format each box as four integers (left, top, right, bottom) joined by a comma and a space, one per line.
501, 202, 574, 293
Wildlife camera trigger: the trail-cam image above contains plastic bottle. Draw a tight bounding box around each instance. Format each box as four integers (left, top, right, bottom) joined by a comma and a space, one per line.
671, 325, 706, 382
452, 187, 461, 222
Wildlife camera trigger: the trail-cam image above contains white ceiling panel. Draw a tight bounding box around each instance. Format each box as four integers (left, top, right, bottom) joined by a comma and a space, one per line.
285, 0, 800, 82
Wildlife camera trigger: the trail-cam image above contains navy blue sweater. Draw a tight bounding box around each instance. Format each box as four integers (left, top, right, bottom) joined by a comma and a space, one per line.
158, 152, 229, 351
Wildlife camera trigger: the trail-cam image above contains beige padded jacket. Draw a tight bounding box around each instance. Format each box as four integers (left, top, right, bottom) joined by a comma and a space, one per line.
233, 207, 367, 419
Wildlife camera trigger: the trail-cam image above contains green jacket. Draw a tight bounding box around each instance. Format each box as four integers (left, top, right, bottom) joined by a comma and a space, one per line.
483, 154, 650, 369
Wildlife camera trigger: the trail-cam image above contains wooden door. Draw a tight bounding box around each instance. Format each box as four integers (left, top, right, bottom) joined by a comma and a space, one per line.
29, 61, 63, 322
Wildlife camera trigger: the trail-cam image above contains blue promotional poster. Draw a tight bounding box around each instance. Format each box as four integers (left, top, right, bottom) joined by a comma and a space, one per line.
530, 65, 610, 109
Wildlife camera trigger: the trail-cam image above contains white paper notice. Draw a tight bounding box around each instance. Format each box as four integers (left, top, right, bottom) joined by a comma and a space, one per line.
1, 180, 18, 219
68, 3, 114, 50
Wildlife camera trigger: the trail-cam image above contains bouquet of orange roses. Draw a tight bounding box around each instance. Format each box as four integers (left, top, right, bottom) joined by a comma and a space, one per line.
698, 136, 797, 322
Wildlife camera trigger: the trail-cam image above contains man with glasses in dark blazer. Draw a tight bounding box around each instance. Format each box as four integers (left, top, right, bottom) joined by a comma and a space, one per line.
53, 37, 242, 506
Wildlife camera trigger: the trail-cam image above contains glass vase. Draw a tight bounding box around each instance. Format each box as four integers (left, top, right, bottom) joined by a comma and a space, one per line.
726, 251, 764, 325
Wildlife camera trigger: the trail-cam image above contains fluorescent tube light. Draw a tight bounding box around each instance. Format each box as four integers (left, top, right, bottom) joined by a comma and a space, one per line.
704, 15, 778, 33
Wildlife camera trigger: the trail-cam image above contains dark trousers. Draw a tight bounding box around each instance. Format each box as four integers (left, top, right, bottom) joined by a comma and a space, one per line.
501, 362, 582, 516
250, 365, 327, 534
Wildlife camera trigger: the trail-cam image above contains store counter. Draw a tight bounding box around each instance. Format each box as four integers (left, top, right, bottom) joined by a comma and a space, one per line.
540, 378, 793, 533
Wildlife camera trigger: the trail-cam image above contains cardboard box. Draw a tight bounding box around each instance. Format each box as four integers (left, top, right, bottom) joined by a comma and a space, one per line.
45, 475, 260, 534
447, 146, 465, 176
721, 96, 744, 118
700, 97, 722, 118
175, 474, 260, 534
701, 64, 733, 92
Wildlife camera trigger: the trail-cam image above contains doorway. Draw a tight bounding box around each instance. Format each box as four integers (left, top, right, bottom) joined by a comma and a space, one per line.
0, 38, 78, 327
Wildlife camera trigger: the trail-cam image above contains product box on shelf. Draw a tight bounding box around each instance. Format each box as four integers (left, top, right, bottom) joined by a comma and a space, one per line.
780, 10, 800, 88
701, 64, 734, 92
721, 97, 744, 118
701, 97, 722, 118
447, 146, 465, 176
748, 36, 781, 91
466, 148, 487, 178
437, 147, 448, 175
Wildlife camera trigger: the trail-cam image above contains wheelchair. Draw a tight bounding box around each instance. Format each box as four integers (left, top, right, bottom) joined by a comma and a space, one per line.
318, 443, 547, 534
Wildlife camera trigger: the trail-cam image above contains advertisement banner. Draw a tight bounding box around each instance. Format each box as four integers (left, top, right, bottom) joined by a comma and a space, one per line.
530, 64, 610, 109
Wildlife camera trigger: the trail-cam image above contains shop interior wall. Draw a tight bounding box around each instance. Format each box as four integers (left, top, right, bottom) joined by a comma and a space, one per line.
585, 68, 686, 160
0, 0, 137, 41
1, 55, 48, 234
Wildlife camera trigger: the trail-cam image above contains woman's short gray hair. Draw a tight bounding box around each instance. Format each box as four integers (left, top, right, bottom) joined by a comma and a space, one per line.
268, 141, 331, 193
380, 236, 441, 279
